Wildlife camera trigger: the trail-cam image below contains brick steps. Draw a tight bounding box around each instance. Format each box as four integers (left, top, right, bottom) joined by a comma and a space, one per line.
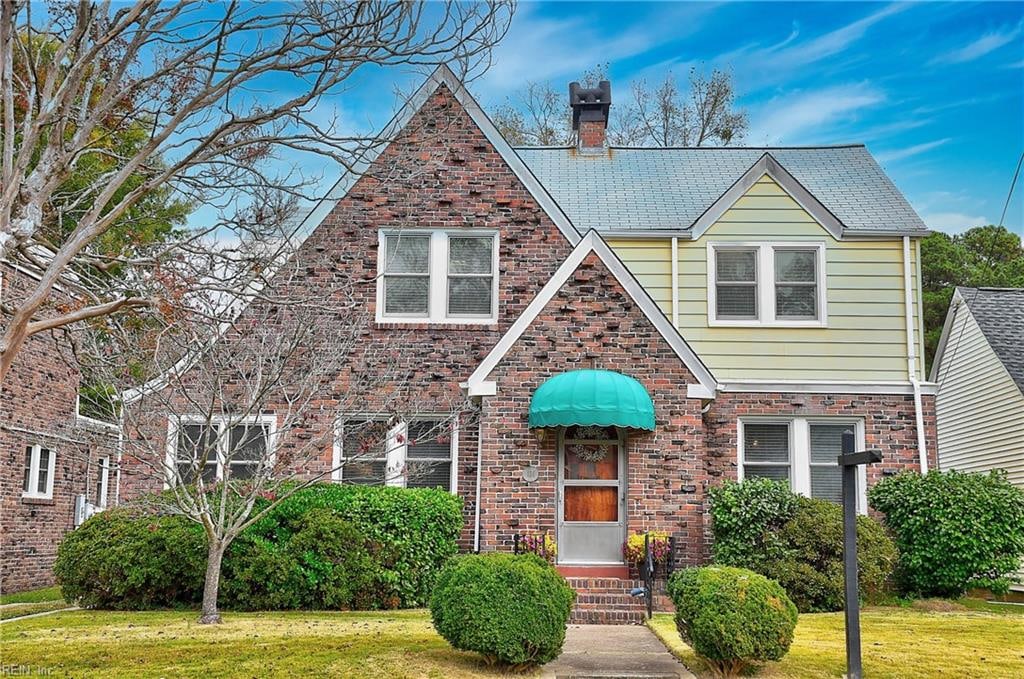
566, 576, 648, 624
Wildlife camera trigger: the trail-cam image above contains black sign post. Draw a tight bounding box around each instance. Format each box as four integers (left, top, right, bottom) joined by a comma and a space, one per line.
838, 431, 882, 679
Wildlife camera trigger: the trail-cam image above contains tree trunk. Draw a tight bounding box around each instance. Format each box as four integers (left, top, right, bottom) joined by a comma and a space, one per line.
199, 539, 226, 624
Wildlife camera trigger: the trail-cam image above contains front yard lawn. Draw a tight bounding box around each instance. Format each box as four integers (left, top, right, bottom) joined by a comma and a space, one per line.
649, 602, 1024, 678
0, 609, 524, 678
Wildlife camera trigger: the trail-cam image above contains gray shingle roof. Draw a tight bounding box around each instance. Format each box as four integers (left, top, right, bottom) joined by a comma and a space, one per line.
959, 287, 1024, 393
515, 145, 927, 235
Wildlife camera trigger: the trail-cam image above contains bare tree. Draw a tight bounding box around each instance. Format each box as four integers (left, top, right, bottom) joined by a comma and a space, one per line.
97, 243, 472, 624
620, 67, 748, 147
491, 64, 747, 148
0, 0, 513, 383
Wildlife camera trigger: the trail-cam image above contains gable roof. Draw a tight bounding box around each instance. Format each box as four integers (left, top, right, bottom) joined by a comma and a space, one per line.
515, 145, 928, 237
464, 230, 718, 397
954, 287, 1024, 393
289, 65, 581, 246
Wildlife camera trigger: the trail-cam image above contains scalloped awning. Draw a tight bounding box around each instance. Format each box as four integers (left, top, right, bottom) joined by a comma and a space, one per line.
528, 369, 655, 431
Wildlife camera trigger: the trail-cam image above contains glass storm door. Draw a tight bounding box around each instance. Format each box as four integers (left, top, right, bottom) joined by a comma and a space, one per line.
557, 426, 626, 564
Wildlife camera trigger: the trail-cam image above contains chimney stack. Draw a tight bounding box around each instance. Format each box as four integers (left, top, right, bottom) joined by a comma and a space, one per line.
570, 80, 611, 151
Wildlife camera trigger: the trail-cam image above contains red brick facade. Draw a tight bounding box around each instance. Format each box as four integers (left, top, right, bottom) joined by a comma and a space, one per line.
1, 264, 118, 592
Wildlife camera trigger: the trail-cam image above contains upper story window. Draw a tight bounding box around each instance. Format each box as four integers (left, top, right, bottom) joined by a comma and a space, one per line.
378, 231, 498, 324
168, 416, 275, 486
707, 242, 826, 327
739, 418, 865, 512
334, 417, 456, 492
22, 444, 55, 499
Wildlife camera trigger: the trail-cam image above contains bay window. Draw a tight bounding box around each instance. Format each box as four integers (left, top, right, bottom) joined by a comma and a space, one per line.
378, 230, 498, 323
334, 417, 457, 492
708, 242, 826, 326
739, 418, 865, 512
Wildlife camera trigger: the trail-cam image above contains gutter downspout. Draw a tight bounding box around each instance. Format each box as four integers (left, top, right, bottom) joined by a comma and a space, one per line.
671, 237, 679, 328
903, 236, 929, 473
473, 398, 484, 552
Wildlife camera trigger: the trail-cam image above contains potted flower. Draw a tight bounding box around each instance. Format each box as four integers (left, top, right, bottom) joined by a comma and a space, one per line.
623, 531, 671, 570
516, 532, 557, 563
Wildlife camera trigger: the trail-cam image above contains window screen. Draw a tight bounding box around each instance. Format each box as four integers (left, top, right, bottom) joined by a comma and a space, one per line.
775, 249, 818, 319
406, 420, 452, 490
383, 235, 430, 315
809, 424, 849, 503
716, 249, 758, 319
22, 446, 32, 494
447, 236, 493, 317
177, 424, 218, 484
341, 419, 389, 485
743, 423, 790, 482
35, 447, 51, 495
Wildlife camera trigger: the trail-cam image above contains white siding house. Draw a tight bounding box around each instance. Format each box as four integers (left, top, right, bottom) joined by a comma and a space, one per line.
932, 287, 1024, 589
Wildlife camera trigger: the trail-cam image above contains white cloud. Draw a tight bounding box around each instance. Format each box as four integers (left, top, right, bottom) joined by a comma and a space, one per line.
920, 211, 990, 233
930, 22, 1023, 65
875, 138, 951, 164
747, 83, 885, 144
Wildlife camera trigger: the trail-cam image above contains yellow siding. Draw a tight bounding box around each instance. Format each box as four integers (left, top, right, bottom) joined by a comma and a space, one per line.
609, 176, 923, 382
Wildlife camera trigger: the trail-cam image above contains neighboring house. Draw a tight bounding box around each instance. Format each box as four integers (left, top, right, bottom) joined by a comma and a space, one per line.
931, 287, 1024, 589
1, 262, 119, 592
103, 66, 936, 622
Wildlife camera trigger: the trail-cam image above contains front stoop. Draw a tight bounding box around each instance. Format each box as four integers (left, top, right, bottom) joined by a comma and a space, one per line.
567, 576, 648, 624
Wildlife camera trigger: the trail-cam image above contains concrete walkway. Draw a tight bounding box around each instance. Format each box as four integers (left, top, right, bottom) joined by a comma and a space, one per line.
542, 624, 695, 678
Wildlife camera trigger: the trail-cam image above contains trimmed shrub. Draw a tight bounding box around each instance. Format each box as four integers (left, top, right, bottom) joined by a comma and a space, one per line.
286, 509, 382, 609
248, 484, 462, 607
869, 470, 1024, 596
709, 480, 897, 612
430, 553, 576, 668
54, 509, 206, 609
220, 536, 305, 611
667, 566, 797, 677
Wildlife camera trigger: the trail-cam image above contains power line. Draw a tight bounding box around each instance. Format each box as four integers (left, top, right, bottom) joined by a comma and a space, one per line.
998, 150, 1023, 228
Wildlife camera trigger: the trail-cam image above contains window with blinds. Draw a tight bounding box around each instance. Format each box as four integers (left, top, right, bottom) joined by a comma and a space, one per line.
337, 418, 454, 491
775, 249, 818, 319
339, 418, 390, 485
173, 419, 271, 485
808, 424, 847, 503
379, 231, 497, 323
741, 423, 791, 481
406, 421, 453, 490
715, 248, 758, 319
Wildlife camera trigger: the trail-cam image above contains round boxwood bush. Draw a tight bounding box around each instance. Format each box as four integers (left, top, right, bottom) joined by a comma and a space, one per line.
869, 470, 1024, 596
429, 553, 576, 668
668, 566, 798, 677
709, 480, 897, 612
54, 508, 206, 609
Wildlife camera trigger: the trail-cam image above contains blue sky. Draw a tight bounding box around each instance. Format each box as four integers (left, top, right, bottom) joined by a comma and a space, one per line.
192, 2, 1024, 236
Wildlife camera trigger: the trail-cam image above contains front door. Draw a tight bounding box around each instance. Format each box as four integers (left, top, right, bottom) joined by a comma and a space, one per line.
557, 426, 626, 564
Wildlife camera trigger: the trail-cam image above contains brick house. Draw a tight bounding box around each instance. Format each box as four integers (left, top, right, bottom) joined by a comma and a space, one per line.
109, 66, 935, 621
1, 262, 119, 592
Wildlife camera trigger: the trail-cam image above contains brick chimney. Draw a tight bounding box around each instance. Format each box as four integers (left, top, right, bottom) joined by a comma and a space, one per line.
570, 80, 611, 151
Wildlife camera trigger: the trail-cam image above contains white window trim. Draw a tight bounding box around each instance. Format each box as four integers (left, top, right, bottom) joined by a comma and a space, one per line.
376, 230, 499, 325
95, 456, 110, 508
333, 416, 459, 493
164, 414, 278, 488
737, 417, 867, 514
22, 444, 56, 500
707, 241, 827, 328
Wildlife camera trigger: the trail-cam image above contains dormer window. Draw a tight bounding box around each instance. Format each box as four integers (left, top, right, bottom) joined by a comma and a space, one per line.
378, 230, 498, 324
707, 242, 826, 327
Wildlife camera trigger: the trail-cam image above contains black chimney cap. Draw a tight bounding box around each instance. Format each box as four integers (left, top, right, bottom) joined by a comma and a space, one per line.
569, 80, 611, 131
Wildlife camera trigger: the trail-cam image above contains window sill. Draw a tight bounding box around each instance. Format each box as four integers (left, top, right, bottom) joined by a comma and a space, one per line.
375, 321, 499, 331
21, 496, 55, 506
708, 319, 827, 329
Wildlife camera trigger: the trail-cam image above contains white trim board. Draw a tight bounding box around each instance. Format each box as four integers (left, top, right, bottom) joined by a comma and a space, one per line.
719, 380, 937, 396
465, 230, 718, 396
689, 153, 845, 241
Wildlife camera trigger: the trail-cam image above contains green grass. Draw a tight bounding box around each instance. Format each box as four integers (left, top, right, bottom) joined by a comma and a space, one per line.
0, 600, 72, 621
649, 601, 1024, 678
0, 609, 532, 678
0, 585, 63, 605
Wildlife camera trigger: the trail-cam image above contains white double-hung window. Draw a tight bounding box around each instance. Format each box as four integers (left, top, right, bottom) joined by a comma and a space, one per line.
167, 416, 276, 486
22, 444, 56, 499
738, 418, 866, 512
378, 231, 498, 323
707, 242, 826, 326
333, 417, 457, 492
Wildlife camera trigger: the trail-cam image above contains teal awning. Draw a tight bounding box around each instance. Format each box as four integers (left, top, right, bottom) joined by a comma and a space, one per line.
528, 369, 656, 431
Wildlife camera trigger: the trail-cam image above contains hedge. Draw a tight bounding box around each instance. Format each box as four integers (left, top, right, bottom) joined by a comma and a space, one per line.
708, 479, 897, 612
869, 470, 1024, 596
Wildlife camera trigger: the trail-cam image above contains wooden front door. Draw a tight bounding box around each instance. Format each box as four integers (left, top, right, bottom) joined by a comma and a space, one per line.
557, 426, 626, 564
